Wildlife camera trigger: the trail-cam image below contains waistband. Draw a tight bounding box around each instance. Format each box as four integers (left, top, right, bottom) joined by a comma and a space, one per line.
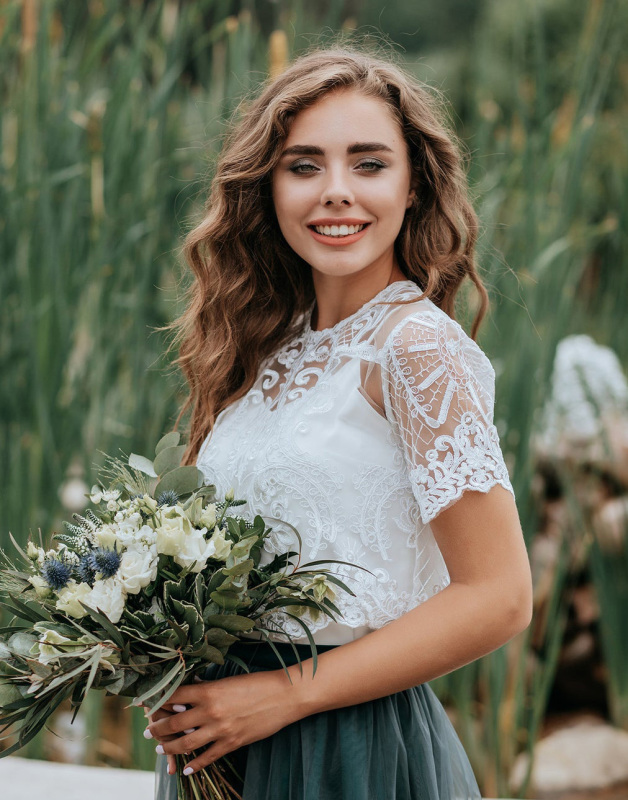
220, 639, 339, 671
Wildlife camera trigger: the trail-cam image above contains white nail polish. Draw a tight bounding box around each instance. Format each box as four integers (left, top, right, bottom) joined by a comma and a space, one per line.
183, 728, 195, 734
143, 728, 153, 739
173, 704, 187, 713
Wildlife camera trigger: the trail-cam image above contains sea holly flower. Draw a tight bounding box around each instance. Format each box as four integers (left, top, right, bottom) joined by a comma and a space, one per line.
87, 547, 121, 580
41, 557, 72, 591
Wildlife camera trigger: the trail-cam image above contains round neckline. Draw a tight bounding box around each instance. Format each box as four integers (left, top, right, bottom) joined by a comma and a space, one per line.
303, 279, 421, 339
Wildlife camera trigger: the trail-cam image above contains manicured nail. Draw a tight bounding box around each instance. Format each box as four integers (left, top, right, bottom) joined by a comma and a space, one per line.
167, 764, 174, 775
183, 766, 194, 776
183, 728, 195, 734
143, 728, 153, 739
173, 704, 187, 713
131, 697, 141, 706
155, 744, 164, 755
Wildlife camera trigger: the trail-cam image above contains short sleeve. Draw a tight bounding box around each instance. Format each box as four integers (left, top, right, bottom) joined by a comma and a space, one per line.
381, 309, 515, 527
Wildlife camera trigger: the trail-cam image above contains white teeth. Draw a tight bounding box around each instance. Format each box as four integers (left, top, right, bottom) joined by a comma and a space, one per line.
313, 223, 366, 237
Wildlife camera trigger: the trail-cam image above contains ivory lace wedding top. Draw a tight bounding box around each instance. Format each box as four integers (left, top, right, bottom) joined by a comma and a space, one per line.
196, 280, 515, 645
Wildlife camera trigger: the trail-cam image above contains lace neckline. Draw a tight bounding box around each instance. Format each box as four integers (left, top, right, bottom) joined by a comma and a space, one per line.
302, 279, 422, 340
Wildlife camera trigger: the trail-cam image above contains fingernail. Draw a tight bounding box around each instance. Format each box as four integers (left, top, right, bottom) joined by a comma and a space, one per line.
167, 764, 174, 775
183, 766, 194, 776
173, 704, 187, 713
193, 675, 203, 683
131, 697, 141, 706
155, 744, 164, 755
143, 728, 153, 739
183, 728, 195, 734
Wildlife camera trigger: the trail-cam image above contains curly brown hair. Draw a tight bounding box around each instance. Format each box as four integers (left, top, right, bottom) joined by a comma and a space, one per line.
163, 42, 489, 467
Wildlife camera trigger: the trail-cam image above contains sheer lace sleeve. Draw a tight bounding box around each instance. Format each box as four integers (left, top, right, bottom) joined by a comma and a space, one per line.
381, 309, 515, 527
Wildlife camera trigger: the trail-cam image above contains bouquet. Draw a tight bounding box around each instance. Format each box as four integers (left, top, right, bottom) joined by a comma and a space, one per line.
0, 431, 364, 799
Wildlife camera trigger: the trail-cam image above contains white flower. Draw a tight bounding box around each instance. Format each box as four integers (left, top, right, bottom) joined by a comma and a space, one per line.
28, 575, 52, 599
155, 505, 213, 572
208, 526, 232, 561
225, 487, 235, 501
102, 489, 121, 503
137, 523, 157, 547
118, 547, 158, 594
199, 503, 217, 530
112, 511, 143, 547
84, 577, 127, 624
26, 541, 40, 561
55, 580, 92, 618
90, 484, 104, 504
94, 523, 119, 549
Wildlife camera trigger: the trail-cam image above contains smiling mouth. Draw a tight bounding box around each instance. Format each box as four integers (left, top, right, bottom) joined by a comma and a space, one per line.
308, 223, 370, 238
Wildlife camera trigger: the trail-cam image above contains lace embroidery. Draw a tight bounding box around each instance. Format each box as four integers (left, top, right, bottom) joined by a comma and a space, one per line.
196, 281, 515, 643
383, 310, 515, 527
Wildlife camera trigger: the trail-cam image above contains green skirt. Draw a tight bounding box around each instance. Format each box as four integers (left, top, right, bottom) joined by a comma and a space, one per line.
154, 640, 482, 800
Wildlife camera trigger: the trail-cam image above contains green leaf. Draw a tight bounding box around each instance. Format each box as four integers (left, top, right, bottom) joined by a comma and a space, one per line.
204, 614, 255, 633
153, 445, 187, 476
128, 454, 158, 478
0, 682, 23, 706
154, 466, 204, 499
204, 627, 238, 648
155, 431, 181, 455
77, 602, 125, 648
209, 590, 241, 611
137, 660, 185, 715
222, 559, 254, 576
7, 632, 38, 658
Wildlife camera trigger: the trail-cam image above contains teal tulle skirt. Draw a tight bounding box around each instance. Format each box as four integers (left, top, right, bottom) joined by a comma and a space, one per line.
154, 640, 482, 800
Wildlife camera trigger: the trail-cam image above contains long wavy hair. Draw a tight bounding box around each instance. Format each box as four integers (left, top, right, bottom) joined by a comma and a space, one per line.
164, 42, 490, 467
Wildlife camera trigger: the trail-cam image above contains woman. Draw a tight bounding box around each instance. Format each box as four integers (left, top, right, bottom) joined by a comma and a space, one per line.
148, 43, 533, 800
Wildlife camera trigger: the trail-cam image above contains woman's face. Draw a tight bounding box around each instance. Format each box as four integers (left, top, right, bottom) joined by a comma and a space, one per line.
271, 87, 416, 282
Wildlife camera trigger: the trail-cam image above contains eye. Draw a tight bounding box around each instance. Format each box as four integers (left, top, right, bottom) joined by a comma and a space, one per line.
356, 159, 386, 172
288, 161, 319, 174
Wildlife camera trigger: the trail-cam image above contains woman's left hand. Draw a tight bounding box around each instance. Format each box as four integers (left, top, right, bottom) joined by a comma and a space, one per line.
144, 667, 303, 775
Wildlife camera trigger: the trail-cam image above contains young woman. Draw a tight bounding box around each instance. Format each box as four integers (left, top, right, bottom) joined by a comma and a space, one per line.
148, 44, 533, 800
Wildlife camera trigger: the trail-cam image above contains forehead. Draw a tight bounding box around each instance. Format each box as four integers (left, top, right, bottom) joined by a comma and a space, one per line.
284, 88, 404, 146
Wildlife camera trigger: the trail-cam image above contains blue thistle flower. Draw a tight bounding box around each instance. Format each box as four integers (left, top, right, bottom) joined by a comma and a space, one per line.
76, 554, 96, 586
157, 489, 179, 507
88, 547, 121, 579
41, 558, 72, 591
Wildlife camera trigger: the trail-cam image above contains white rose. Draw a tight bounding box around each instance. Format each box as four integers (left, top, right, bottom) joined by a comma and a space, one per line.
29, 575, 52, 599
118, 547, 158, 594
155, 508, 189, 556
55, 580, 92, 618
208, 526, 231, 561
199, 503, 217, 529
94, 523, 118, 549
175, 527, 215, 573
84, 577, 127, 624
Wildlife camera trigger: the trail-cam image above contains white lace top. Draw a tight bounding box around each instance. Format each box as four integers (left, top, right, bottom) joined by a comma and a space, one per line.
196, 280, 515, 645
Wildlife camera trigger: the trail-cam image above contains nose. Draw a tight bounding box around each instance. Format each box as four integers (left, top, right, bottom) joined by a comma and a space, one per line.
320, 165, 354, 207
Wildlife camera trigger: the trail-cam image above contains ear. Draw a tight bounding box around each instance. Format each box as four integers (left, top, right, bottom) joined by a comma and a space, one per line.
406, 187, 417, 209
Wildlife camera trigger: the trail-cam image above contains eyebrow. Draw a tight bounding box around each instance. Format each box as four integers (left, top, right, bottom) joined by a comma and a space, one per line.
280, 142, 394, 158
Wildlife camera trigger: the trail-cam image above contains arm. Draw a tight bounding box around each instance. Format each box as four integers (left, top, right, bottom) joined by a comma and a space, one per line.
282, 481, 532, 717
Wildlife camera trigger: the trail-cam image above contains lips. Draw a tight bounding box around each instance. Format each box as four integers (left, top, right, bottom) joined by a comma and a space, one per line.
307, 222, 371, 246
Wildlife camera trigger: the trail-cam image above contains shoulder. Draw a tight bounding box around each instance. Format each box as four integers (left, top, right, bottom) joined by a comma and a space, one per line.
378, 300, 497, 423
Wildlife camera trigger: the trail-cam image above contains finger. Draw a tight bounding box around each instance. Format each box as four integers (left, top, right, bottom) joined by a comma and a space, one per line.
167, 754, 176, 776
180, 741, 228, 776
155, 728, 207, 757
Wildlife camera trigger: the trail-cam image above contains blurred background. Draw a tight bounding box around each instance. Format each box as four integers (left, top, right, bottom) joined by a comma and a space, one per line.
1, 0, 627, 797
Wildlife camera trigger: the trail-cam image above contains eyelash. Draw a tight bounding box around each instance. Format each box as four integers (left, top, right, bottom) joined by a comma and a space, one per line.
288, 159, 387, 175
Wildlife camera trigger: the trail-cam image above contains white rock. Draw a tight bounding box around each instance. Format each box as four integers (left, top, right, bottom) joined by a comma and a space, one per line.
510, 717, 628, 793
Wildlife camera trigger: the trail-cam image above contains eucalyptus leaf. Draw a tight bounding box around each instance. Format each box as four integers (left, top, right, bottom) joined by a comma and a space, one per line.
154, 466, 204, 499
128, 453, 158, 478
155, 431, 181, 455
204, 614, 255, 633
153, 445, 187, 476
